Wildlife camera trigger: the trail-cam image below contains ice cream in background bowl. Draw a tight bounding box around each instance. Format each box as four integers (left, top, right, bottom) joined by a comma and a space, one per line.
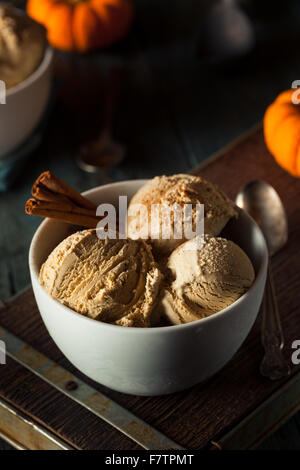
29, 178, 268, 395
0, 4, 53, 157
0, 3, 46, 89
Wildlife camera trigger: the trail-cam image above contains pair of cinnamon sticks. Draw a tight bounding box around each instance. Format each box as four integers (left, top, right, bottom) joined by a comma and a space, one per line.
25, 171, 100, 228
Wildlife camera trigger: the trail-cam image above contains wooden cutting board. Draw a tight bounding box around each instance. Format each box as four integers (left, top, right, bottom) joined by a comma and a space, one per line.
1, 126, 300, 450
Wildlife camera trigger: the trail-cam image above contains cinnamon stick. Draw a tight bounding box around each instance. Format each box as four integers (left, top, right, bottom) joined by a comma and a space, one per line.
25, 199, 99, 228
32, 171, 96, 210
31, 185, 71, 205
26, 171, 120, 230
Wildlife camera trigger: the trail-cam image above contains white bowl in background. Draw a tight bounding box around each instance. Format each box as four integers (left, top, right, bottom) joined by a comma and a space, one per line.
0, 47, 53, 158
29, 180, 268, 396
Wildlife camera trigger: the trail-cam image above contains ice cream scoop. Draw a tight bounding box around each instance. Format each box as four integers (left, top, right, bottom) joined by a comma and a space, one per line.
127, 174, 237, 258
39, 230, 163, 327
161, 235, 255, 325
0, 4, 46, 89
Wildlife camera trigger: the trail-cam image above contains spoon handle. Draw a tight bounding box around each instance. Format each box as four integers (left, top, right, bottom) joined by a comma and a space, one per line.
260, 262, 291, 380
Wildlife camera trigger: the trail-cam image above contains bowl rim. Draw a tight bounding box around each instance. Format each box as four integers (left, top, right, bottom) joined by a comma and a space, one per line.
29, 179, 268, 335
6, 46, 53, 97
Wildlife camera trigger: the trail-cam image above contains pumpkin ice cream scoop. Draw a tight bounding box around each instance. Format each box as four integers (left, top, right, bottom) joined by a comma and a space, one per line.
127, 174, 237, 257
0, 4, 46, 89
39, 229, 163, 327
161, 235, 255, 325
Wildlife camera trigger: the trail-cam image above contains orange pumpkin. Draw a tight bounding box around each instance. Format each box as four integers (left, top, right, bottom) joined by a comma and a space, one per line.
264, 89, 300, 177
27, 0, 134, 52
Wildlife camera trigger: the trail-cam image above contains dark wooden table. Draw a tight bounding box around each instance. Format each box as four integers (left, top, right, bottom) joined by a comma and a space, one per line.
2, 0, 300, 450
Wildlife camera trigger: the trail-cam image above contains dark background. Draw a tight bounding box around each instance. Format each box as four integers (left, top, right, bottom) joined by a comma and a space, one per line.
2, 0, 300, 449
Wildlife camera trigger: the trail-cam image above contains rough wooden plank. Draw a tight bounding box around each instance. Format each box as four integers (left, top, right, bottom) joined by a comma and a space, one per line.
258, 418, 300, 450
0, 398, 72, 450
0, 356, 140, 450
1, 325, 183, 450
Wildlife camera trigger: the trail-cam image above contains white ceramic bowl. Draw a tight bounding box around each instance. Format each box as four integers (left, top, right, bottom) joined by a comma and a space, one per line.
0, 47, 53, 157
29, 180, 268, 396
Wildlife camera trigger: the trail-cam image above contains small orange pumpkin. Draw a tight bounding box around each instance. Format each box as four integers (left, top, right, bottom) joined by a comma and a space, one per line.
264, 89, 300, 177
27, 0, 133, 52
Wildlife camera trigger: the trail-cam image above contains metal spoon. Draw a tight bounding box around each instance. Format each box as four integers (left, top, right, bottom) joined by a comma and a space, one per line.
76, 68, 125, 176
236, 180, 291, 380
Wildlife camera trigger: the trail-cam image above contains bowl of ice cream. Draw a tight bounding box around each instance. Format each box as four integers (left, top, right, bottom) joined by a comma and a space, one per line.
29, 177, 268, 395
0, 4, 53, 157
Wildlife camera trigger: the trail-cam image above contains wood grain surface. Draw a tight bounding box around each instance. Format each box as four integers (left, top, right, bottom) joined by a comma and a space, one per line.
1, 128, 300, 450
